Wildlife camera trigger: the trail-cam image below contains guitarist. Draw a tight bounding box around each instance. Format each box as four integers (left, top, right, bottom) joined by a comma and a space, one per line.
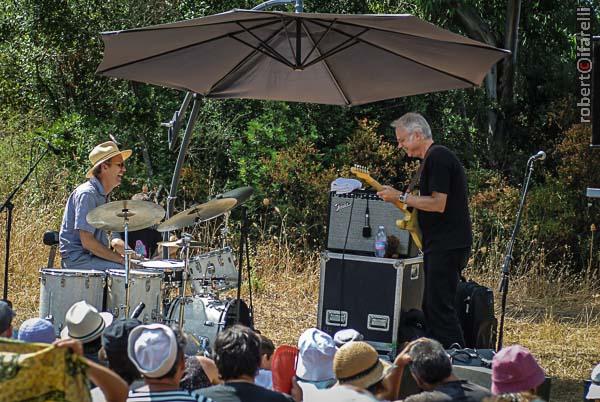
377, 112, 472, 348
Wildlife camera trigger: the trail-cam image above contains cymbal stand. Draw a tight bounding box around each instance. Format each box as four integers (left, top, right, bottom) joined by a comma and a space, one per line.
178, 233, 192, 330
221, 212, 230, 249
122, 209, 132, 318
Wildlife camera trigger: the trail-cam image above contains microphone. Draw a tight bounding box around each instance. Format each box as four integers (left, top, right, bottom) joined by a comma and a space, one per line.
37, 137, 62, 155
528, 151, 546, 162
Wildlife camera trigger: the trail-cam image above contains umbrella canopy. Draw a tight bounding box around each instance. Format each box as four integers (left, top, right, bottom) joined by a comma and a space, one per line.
97, 9, 509, 106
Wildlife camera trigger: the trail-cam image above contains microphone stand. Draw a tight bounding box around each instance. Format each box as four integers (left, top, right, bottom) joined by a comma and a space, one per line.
1, 147, 51, 301
497, 157, 537, 351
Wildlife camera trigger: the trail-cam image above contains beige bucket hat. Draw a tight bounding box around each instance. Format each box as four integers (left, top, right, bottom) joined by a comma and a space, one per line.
86, 141, 132, 178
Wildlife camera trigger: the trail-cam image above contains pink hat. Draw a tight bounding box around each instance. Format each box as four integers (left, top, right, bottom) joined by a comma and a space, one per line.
491, 345, 545, 394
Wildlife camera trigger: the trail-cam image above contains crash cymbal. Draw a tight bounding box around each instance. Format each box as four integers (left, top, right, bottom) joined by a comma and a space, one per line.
216, 186, 254, 209
87, 200, 165, 232
157, 239, 203, 248
156, 197, 237, 232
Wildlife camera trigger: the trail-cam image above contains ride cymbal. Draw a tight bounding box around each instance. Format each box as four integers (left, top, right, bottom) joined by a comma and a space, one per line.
216, 186, 254, 209
156, 197, 237, 232
87, 200, 165, 232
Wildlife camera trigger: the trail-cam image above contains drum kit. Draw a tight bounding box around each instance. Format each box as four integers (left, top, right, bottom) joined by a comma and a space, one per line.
39, 187, 254, 354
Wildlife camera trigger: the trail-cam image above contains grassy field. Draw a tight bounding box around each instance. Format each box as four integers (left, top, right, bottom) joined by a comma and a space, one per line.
1, 199, 599, 402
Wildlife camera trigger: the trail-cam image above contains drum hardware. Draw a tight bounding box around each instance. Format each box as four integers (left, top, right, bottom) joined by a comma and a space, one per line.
87, 200, 165, 319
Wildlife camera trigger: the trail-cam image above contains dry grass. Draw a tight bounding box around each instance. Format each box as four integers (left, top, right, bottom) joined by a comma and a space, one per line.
1, 194, 599, 402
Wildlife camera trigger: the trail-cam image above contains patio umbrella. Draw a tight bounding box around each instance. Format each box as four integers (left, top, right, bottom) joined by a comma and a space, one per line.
97, 9, 509, 106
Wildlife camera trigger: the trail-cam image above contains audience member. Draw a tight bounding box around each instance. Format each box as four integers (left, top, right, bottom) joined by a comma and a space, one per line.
402, 337, 491, 402
54, 338, 128, 402
491, 345, 545, 398
181, 356, 221, 391
0, 301, 15, 338
256, 334, 275, 389
587, 362, 600, 401
326, 341, 397, 401
333, 328, 364, 348
61, 301, 113, 364
483, 393, 542, 402
295, 328, 337, 400
196, 324, 294, 402
93, 318, 144, 401
127, 323, 211, 401
18, 318, 56, 343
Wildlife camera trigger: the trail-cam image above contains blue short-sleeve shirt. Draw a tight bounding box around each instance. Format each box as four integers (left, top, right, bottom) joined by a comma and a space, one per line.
59, 177, 109, 260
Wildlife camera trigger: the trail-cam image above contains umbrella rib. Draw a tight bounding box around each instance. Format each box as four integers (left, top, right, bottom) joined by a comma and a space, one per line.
305, 17, 509, 54
98, 19, 283, 74
301, 27, 368, 68
308, 19, 482, 86
229, 34, 295, 68
235, 21, 293, 66
207, 20, 294, 94
301, 23, 351, 105
280, 16, 296, 63
300, 18, 336, 66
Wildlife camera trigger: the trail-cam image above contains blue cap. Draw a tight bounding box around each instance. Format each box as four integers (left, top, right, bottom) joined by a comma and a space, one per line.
18, 318, 56, 343
0, 301, 15, 334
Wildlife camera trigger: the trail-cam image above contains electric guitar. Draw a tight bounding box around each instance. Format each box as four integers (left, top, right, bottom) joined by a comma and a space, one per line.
350, 165, 423, 251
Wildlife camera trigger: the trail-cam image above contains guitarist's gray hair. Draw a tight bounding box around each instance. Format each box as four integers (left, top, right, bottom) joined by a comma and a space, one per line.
390, 112, 432, 139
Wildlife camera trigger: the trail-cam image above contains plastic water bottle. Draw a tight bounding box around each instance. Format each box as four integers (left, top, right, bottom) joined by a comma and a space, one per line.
134, 240, 147, 258
374, 225, 387, 258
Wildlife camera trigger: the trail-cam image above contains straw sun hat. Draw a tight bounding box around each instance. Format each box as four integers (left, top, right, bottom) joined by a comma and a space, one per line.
334, 341, 392, 389
86, 141, 132, 178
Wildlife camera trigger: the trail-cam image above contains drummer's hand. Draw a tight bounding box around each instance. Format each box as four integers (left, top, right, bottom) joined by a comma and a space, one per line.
111, 238, 125, 255
377, 185, 402, 203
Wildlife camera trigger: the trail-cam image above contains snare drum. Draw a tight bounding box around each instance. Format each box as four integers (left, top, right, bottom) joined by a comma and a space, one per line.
166, 296, 251, 355
189, 247, 238, 294
106, 269, 163, 323
39, 269, 106, 335
135, 259, 184, 284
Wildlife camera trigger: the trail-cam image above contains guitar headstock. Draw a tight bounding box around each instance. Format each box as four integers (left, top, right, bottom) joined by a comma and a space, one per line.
350, 164, 371, 180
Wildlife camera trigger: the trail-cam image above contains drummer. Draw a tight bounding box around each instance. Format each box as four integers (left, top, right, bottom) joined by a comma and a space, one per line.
59, 141, 131, 270
110, 192, 163, 259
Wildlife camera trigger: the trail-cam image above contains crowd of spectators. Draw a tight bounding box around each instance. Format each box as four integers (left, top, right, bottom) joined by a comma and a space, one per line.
0, 299, 598, 401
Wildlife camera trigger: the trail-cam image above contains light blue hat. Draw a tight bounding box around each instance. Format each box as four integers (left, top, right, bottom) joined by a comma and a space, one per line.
18, 318, 56, 344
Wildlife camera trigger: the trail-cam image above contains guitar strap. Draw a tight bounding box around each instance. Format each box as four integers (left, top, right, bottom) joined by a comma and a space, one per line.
406, 144, 437, 194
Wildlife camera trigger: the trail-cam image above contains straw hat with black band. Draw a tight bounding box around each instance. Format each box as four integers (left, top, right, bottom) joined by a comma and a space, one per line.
334, 341, 393, 389
86, 141, 132, 179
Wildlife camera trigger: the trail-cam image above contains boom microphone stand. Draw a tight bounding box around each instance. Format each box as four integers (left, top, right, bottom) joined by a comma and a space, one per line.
1, 147, 51, 301
497, 151, 545, 351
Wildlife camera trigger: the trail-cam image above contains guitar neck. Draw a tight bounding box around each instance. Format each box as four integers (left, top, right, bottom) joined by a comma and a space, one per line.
360, 176, 407, 211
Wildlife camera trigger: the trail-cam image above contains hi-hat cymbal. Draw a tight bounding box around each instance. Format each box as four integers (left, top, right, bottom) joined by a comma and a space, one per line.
216, 186, 254, 209
87, 200, 165, 232
157, 239, 204, 248
156, 197, 237, 232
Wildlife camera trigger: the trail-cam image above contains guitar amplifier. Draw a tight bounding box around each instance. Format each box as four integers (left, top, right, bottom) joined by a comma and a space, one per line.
326, 190, 417, 257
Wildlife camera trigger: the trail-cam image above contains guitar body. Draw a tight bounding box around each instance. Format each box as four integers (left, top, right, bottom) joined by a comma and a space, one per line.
351, 166, 423, 251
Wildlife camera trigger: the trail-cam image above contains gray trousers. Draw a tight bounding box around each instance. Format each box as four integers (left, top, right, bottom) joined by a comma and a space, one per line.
61, 253, 124, 271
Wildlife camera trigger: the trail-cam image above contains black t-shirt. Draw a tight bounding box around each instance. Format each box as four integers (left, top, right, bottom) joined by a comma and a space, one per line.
403, 380, 491, 402
197, 382, 294, 402
118, 228, 162, 258
418, 145, 472, 253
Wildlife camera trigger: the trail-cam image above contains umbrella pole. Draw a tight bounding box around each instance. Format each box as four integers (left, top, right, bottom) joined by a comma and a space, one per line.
163, 94, 202, 258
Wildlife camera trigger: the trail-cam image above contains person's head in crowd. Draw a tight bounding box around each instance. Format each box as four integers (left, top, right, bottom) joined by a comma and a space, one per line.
483, 393, 541, 402
296, 328, 336, 388
334, 341, 392, 396
259, 334, 275, 370
212, 324, 260, 381
61, 301, 113, 360
180, 356, 220, 391
100, 318, 142, 385
491, 345, 545, 396
333, 328, 364, 348
18, 318, 55, 343
587, 362, 600, 401
128, 324, 187, 387
406, 337, 453, 390
0, 301, 15, 338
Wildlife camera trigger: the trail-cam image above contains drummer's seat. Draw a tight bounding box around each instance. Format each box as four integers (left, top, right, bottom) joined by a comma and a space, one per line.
43, 230, 59, 268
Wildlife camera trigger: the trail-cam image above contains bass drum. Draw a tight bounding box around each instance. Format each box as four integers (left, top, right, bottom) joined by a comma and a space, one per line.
167, 296, 252, 355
